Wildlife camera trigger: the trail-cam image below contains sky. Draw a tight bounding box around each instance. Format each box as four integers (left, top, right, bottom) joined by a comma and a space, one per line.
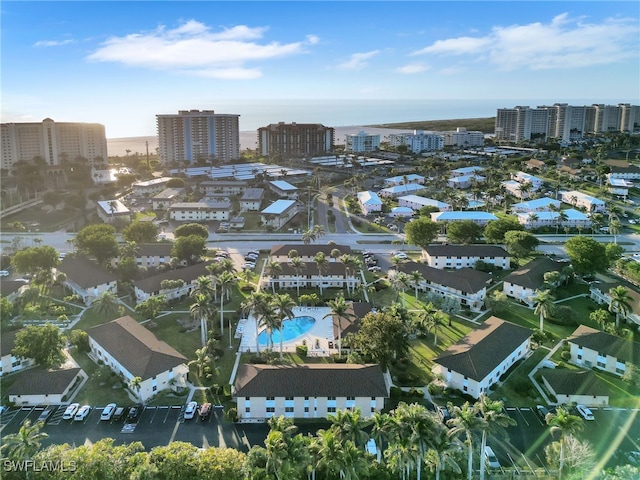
1, 1, 639, 138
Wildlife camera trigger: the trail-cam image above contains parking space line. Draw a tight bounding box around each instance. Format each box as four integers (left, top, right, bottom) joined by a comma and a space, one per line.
516, 408, 530, 427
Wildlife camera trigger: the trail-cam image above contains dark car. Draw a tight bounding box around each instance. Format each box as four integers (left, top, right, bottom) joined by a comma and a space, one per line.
436, 405, 452, 425
113, 406, 127, 421
37, 407, 55, 423
535, 405, 550, 421
127, 403, 143, 422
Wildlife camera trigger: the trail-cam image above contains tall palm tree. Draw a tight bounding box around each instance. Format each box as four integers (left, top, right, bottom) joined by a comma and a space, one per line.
608, 285, 633, 327
609, 219, 622, 244
385, 440, 418, 480
216, 270, 237, 335
409, 270, 424, 299
327, 407, 370, 448
313, 252, 330, 297
0, 419, 48, 461
414, 301, 438, 338
241, 291, 272, 356
288, 256, 306, 297
390, 271, 410, 307
324, 295, 354, 357
545, 406, 584, 478
188, 346, 211, 377
265, 260, 283, 294
369, 411, 391, 464
477, 395, 516, 480
427, 424, 462, 480
190, 292, 216, 347
448, 401, 486, 480
340, 254, 360, 296
532, 289, 556, 333
91, 291, 120, 319
312, 224, 326, 242
192, 274, 216, 302
272, 293, 296, 360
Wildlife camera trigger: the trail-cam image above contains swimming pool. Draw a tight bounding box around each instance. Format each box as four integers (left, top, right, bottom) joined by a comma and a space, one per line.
257, 316, 316, 345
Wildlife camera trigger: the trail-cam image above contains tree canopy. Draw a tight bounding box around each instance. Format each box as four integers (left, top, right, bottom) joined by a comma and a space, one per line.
564, 236, 608, 275
405, 218, 440, 249
12, 324, 65, 368
347, 310, 409, 368
74, 224, 119, 264
446, 220, 483, 244
483, 218, 523, 244
174, 223, 209, 239
11, 245, 59, 276
122, 221, 158, 243
171, 235, 207, 264
503, 230, 539, 259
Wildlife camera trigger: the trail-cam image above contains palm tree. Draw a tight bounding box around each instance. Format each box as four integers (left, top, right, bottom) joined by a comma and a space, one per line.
545, 406, 584, 478
188, 346, 211, 377
340, 254, 360, 296
324, 295, 354, 357
190, 292, 216, 347
369, 411, 391, 464
448, 401, 486, 480
301, 229, 315, 245
409, 270, 424, 299
390, 271, 410, 307
312, 224, 326, 242
608, 285, 633, 327
477, 395, 516, 480
532, 289, 556, 333
313, 252, 330, 297
328, 408, 370, 448
241, 291, 273, 356
414, 301, 437, 338
265, 260, 283, 294
0, 419, 48, 461
609, 219, 622, 244
288, 256, 306, 297
192, 274, 216, 302
91, 291, 120, 319
271, 293, 296, 360
385, 441, 417, 480
217, 270, 237, 335
427, 424, 462, 480
129, 376, 142, 397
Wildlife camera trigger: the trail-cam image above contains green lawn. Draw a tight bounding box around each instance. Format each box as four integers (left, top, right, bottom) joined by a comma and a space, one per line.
490, 348, 548, 406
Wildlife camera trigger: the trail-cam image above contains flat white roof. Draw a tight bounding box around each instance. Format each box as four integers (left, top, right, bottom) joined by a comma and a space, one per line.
261, 199, 297, 215
451, 166, 484, 174
385, 174, 424, 184
380, 184, 425, 194
398, 195, 449, 209
562, 190, 605, 204
97, 200, 130, 214
449, 174, 486, 183
357, 191, 383, 205
133, 177, 173, 187
270, 180, 298, 191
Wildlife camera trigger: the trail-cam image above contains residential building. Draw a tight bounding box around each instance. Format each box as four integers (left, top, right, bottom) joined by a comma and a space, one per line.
608, 164, 640, 180
590, 281, 640, 326
607, 176, 633, 197
447, 174, 486, 189
233, 364, 389, 420
97, 200, 131, 224
398, 195, 451, 212
619, 103, 640, 133
88, 316, 188, 402
1, 118, 108, 170
58, 256, 118, 305
200, 180, 248, 196
333, 302, 373, 340
422, 245, 510, 270
0, 280, 28, 303
388, 130, 444, 153
495, 106, 550, 143
0, 330, 35, 377
258, 122, 334, 157
264, 261, 360, 292
269, 180, 299, 199
390, 206, 413, 218
541, 369, 609, 406
384, 174, 426, 186
152, 188, 185, 210
133, 262, 212, 303
516, 208, 591, 230
240, 188, 265, 211
512, 171, 544, 190
502, 180, 533, 199
440, 127, 484, 148
502, 257, 564, 306
567, 325, 640, 377
378, 183, 426, 198
433, 316, 532, 398
112, 243, 173, 269
132, 177, 174, 197
261, 200, 298, 230
168, 200, 231, 222
395, 262, 492, 311
357, 191, 383, 214
512, 198, 561, 213
345, 131, 380, 153
269, 244, 351, 262
561, 190, 606, 212
430, 211, 497, 225
8, 367, 85, 406
156, 109, 240, 164
450, 166, 484, 177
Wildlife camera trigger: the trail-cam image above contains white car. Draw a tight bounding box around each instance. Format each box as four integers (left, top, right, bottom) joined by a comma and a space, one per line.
368, 266, 382, 272
393, 252, 408, 259
184, 401, 198, 420
242, 263, 256, 270
100, 403, 117, 421
484, 446, 501, 468
74, 405, 91, 422
62, 403, 80, 420
576, 404, 595, 421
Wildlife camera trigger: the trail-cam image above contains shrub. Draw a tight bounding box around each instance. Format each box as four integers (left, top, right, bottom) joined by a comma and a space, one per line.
296, 344, 308, 356
390, 386, 403, 398
428, 383, 444, 396
249, 356, 267, 364
333, 355, 348, 363
560, 350, 571, 361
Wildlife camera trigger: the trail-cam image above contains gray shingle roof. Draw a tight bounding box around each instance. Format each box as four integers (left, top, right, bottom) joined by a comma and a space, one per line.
434, 316, 532, 381
424, 245, 509, 258
0, 329, 19, 356
397, 262, 492, 294
503, 257, 564, 290
234, 364, 388, 398
58, 256, 118, 289
333, 302, 373, 337
568, 325, 640, 365
134, 262, 211, 294
8, 367, 82, 395
541, 369, 608, 396
276, 261, 347, 276
270, 244, 351, 258
88, 316, 187, 380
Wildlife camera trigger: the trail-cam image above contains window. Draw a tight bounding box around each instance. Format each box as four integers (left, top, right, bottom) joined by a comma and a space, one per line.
266, 407, 275, 413
285, 407, 294, 413
347, 396, 355, 401
328, 407, 336, 413
152, 385, 157, 392
304, 396, 309, 400
266, 396, 275, 401
328, 396, 336, 401
304, 407, 309, 413
245, 407, 250, 413
285, 396, 294, 401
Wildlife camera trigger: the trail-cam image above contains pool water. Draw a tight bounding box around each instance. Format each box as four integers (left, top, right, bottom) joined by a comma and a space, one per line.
258, 316, 316, 345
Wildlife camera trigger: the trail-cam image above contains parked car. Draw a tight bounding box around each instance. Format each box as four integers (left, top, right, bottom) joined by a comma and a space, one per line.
199, 402, 212, 420
113, 406, 127, 421
101, 403, 117, 421
484, 446, 501, 468
436, 405, 452, 424
37, 407, 55, 423
0, 270, 9, 277
242, 263, 256, 270
247, 250, 259, 256
576, 404, 595, 421
368, 266, 382, 272
184, 401, 198, 420
127, 403, 143, 422
245, 255, 259, 261
74, 405, 91, 422
62, 403, 80, 420
535, 405, 549, 421
393, 252, 408, 259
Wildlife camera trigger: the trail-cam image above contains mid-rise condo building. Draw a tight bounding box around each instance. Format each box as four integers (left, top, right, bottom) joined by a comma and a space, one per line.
344, 131, 380, 153
258, 122, 334, 157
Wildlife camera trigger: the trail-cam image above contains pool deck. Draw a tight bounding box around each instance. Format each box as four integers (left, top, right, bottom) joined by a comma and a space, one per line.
239, 306, 336, 356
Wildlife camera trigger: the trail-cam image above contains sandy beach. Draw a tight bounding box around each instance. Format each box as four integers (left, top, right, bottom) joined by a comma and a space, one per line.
106, 125, 415, 157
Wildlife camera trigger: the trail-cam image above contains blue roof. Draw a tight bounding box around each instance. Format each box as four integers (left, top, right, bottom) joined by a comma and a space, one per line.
432, 211, 497, 221
512, 198, 561, 210
270, 180, 298, 191
261, 199, 296, 215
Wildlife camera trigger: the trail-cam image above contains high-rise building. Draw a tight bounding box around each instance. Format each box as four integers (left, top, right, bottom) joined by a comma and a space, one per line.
1, 118, 108, 170
156, 109, 240, 165
257, 122, 334, 157
620, 103, 640, 133
345, 131, 380, 153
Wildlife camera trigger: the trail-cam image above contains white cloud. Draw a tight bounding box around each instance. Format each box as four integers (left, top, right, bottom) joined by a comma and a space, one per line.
34, 39, 74, 47
411, 14, 639, 70
395, 63, 429, 74
337, 50, 380, 70
87, 20, 316, 79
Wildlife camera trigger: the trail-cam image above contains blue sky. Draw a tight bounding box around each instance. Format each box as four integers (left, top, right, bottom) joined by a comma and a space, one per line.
2, 1, 639, 137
